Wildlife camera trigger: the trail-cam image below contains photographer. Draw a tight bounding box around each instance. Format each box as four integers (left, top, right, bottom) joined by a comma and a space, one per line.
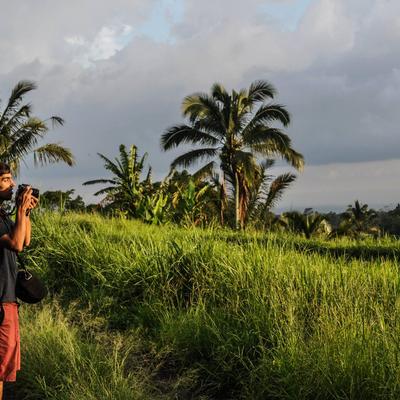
0, 162, 38, 400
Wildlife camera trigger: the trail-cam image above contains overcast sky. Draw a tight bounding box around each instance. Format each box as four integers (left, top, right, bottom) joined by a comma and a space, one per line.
0, 0, 399, 212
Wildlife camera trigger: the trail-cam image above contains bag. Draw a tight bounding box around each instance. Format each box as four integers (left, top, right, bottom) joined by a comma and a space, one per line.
16, 255, 47, 304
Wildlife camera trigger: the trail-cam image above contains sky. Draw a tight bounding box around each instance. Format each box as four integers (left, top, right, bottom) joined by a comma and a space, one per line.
0, 0, 399, 212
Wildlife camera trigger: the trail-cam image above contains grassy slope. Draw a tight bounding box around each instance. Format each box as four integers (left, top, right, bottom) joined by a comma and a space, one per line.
17, 212, 400, 399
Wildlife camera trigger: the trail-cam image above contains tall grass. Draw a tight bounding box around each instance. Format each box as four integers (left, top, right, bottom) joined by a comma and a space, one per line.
19, 212, 400, 399
18, 303, 155, 400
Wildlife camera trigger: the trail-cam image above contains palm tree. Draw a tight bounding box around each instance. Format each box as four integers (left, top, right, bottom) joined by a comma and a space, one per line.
83, 144, 153, 217
247, 159, 297, 227
280, 211, 331, 239
161, 80, 304, 229
331, 200, 379, 238
0, 80, 74, 173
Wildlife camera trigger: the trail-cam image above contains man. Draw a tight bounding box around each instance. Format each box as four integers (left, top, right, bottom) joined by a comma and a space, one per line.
0, 162, 38, 399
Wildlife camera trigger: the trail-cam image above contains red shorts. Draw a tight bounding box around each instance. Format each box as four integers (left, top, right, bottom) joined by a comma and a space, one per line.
0, 303, 20, 382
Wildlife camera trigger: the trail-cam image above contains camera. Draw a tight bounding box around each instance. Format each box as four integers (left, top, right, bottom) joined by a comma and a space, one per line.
17, 184, 40, 199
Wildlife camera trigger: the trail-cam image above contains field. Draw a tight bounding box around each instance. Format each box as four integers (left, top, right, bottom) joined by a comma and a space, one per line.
16, 212, 400, 399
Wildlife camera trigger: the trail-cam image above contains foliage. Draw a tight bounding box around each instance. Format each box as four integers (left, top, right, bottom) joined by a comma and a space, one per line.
0, 80, 74, 173
171, 178, 213, 227
161, 80, 304, 229
280, 210, 331, 238
40, 189, 86, 212
247, 159, 297, 227
83, 144, 158, 219
330, 200, 380, 238
22, 212, 400, 399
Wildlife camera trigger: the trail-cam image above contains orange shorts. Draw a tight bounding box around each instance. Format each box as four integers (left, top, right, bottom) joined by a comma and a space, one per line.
0, 303, 20, 382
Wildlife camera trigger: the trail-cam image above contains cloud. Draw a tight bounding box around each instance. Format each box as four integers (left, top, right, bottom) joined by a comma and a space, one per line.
65, 24, 134, 67
0, 0, 399, 207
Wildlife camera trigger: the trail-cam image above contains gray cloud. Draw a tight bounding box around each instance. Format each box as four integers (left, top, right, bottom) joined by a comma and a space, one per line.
1, 0, 399, 207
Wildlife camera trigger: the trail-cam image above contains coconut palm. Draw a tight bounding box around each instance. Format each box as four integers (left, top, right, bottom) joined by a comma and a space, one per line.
161, 80, 304, 229
0, 80, 74, 173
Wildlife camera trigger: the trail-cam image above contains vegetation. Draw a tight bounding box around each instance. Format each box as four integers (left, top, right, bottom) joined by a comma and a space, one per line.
17, 212, 400, 399
161, 80, 304, 229
40, 189, 86, 212
0, 80, 74, 173
2, 78, 398, 399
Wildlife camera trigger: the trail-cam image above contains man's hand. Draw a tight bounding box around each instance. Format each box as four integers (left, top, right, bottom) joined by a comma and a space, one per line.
18, 187, 33, 214
28, 196, 39, 211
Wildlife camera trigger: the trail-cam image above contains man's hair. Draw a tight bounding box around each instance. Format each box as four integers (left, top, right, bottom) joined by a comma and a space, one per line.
0, 162, 11, 176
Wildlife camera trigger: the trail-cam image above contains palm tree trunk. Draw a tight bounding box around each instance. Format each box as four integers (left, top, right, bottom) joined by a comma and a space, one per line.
219, 174, 226, 226
235, 171, 240, 230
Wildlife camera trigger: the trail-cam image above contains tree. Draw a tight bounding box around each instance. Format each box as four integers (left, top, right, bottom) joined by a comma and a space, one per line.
161, 80, 304, 229
0, 80, 74, 173
280, 210, 331, 239
246, 159, 296, 228
331, 200, 379, 238
83, 144, 156, 218
40, 189, 85, 212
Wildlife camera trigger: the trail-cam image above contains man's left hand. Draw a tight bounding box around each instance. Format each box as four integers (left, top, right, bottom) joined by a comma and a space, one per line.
28, 197, 39, 211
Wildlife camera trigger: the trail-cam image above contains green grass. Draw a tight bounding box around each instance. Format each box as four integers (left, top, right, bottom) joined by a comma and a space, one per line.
18, 303, 153, 400
17, 212, 400, 399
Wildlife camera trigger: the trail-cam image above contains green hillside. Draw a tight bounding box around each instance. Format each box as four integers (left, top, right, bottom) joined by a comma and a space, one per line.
17, 212, 400, 399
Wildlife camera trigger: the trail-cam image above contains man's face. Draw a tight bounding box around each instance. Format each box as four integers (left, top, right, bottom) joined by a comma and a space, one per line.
0, 173, 15, 201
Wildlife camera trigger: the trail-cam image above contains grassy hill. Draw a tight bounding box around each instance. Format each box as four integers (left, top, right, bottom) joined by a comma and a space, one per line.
17, 212, 400, 399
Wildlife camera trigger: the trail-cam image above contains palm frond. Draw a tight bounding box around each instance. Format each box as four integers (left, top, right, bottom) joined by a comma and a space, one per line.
211, 83, 229, 104
247, 80, 276, 103
48, 116, 65, 128
10, 117, 48, 141
1, 118, 51, 163
161, 125, 221, 150
171, 147, 219, 169
0, 104, 31, 137
244, 127, 291, 148
249, 128, 304, 170
243, 104, 291, 136
182, 93, 226, 136
192, 161, 216, 182
264, 173, 296, 210
0, 81, 37, 127
33, 143, 75, 167
82, 179, 118, 186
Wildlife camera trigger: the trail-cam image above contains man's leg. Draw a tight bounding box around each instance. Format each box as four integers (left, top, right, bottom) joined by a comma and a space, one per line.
2, 382, 16, 400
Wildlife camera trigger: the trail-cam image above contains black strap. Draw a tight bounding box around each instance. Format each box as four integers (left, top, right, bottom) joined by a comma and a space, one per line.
17, 254, 28, 272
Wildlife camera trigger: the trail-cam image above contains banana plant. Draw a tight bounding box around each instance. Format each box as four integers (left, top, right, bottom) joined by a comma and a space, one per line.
171, 179, 211, 226
136, 190, 170, 225
83, 144, 152, 218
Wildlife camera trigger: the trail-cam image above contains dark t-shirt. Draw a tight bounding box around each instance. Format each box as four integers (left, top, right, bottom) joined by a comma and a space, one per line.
0, 214, 17, 302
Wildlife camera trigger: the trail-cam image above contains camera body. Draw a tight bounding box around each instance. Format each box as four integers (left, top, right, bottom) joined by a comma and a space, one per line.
17, 184, 40, 199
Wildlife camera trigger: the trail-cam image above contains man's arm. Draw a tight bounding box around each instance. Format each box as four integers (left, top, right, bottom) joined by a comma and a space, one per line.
25, 213, 31, 247
0, 188, 32, 252
24, 196, 38, 246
